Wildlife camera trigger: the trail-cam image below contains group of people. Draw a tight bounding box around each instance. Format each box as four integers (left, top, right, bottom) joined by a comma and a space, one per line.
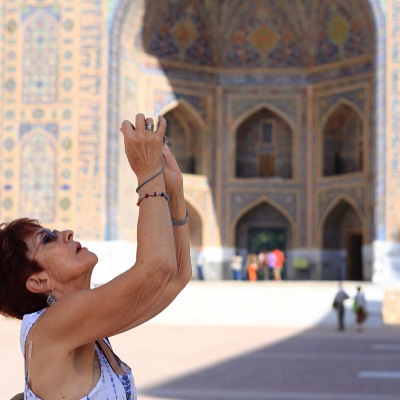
231, 249, 285, 281
333, 286, 367, 331
195, 248, 285, 281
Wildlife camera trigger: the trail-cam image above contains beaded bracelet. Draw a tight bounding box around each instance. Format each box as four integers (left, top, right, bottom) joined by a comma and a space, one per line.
136, 191, 170, 206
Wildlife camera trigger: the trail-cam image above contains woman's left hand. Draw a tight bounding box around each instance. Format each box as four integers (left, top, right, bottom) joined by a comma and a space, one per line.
162, 145, 183, 196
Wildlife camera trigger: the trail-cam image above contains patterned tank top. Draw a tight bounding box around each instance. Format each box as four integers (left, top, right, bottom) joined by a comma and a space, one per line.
20, 309, 137, 400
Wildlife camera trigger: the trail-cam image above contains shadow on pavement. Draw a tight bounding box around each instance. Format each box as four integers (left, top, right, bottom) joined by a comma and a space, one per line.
142, 324, 400, 400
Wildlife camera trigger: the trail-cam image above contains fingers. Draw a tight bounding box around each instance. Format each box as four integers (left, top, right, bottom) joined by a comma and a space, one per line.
145, 117, 153, 124
120, 114, 161, 138
135, 113, 145, 134
119, 120, 135, 137
155, 115, 167, 138
145, 117, 154, 132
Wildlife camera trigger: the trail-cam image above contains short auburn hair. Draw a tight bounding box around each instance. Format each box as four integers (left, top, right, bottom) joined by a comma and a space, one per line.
0, 218, 47, 319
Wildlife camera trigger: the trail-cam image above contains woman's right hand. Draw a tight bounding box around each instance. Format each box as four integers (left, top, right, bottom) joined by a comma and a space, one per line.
119, 114, 167, 181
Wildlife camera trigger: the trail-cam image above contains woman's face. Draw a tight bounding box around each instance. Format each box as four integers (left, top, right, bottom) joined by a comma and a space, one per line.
28, 227, 98, 295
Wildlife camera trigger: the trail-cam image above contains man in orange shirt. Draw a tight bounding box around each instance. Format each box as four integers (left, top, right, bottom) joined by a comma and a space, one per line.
273, 249, 285, 280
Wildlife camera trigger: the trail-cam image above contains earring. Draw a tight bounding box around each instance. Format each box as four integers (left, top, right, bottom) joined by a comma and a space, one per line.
47, 290, 56, 306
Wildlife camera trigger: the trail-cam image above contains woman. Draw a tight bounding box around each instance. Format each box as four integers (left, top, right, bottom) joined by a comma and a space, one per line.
246, 250, 258, 282
230, 252, 243, 280
0, 114, 192, 400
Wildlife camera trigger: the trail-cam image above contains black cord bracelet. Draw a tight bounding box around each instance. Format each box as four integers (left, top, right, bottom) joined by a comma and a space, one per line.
136, 153, 167, 193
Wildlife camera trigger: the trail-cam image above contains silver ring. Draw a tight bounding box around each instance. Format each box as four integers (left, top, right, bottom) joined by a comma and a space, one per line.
145, 123, 154, 131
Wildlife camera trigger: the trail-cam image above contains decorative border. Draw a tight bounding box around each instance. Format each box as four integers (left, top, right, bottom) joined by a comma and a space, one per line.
367, 0, 386, 240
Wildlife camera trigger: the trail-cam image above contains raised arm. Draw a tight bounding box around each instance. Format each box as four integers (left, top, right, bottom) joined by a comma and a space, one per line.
113, 146, 192, 332
38, 115, 178, 349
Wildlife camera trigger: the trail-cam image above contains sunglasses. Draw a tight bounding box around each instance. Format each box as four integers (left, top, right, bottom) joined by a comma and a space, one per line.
31, 229, 59, 263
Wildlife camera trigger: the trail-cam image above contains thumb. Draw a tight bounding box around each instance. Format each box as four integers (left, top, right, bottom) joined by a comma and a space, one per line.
162, 145, 175, 162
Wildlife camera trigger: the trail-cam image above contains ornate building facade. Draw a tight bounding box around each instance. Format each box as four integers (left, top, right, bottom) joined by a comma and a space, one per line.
1, 0, 399, 282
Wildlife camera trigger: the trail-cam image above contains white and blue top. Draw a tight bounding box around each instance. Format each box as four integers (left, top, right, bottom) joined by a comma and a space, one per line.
20, 309, 137, 400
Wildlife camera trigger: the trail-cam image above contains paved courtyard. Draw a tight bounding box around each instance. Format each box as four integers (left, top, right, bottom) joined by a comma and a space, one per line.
1, 282, 399, 400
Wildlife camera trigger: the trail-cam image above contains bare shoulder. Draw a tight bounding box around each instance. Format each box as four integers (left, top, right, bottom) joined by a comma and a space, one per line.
25, 314, 96, 400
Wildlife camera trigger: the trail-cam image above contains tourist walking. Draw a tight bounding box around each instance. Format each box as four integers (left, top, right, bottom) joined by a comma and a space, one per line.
333, 285, 349, 331
354, 286, 367, 331
230, 253, 243, 280
246, 250, 258, 282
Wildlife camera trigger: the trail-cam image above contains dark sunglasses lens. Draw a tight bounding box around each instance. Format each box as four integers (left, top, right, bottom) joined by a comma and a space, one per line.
43, 234, 50, 244
42, 229, 58, 244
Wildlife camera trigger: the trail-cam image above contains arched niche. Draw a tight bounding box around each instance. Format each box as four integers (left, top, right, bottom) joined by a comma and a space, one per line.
322, 199, 364, 280
323, 103, 364, 177
185, 200, 203, 247
235, 201, 291, 254
164, 104, 203, 175
235, 108, 293, 179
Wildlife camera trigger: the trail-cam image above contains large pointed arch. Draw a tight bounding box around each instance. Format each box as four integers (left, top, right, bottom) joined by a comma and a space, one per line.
321, 98, 364, 128
318, 194, 365, 248
161, 100, 206, 175
158, 98, 207, 131
233, 104, 294, 179
230, 196, 295, 247
320, 99, 365, 177
230, 101, 295, 133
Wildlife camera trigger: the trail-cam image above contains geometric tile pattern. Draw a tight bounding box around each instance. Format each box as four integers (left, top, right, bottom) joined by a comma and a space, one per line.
148, 1, 214, 66
19, 127, 57, 223
143, 0, 373, 68
22, 9, 59, 104
224, 5, 305, 67
315, 1, 372, 64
